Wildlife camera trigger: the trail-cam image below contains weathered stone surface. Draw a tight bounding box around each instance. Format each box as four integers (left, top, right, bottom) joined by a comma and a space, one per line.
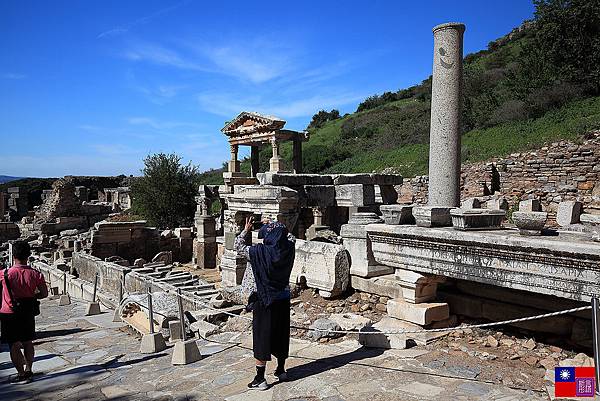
413, 206, 453, 227
387, 298, 449, 325
450, 208, 505, 231
329, 313, 372, 331
190, 320, 219, 338
350, 274, 403, 299
220, 250, 247, 287
257, 172, 333, 186
519, 199, 542, 212
427, 23, 465, 208
460, 198, 481, 209
140, 332, 167, 353
556, 201, 582, 227
367, 224, 600, 302
308, 318, 342, 340
334, 184, 375, 207
379, 205, 415, 225
512, 211, 547, 236
171, 339, 202, 365
341, 212, 392, 278
0, 222, 20, 242
290, 239, 350, 297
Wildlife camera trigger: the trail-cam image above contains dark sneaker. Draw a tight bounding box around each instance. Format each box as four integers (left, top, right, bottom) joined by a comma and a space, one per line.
274, 370, 288, 382
8, 373, 31, 384
247, 377, 268, 390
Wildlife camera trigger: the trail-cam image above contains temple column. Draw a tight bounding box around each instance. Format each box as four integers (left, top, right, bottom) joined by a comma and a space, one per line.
269, 138, 283, 172
293, 139, 303, 173
250, 145, 260, 177
228, 144, 240, 173
415, 22, 465, 227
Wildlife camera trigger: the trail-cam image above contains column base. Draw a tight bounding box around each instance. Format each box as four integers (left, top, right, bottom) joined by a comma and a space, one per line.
413, 206, 453, 227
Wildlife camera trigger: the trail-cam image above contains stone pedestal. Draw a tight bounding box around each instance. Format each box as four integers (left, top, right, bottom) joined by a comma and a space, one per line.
426, 22, 465, 223
269, 139, 284, 172
341, 212, 393, 278
171, 339, 202, 365
140, 332, 167, 353
194, 215, 217, 269
58, 294, 71, 306
85, 302, 101, 316
220, 249, 247, 286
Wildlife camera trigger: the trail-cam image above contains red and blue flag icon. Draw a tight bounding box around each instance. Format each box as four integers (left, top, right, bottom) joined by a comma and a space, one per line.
555, 366, 596, 397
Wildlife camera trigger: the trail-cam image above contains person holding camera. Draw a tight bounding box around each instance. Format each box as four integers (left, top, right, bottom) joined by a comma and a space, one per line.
234, 216, 295, 390
0, 241, 48, 384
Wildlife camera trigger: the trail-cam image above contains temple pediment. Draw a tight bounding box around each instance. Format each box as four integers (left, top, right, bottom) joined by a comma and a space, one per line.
221, 111, 286, 136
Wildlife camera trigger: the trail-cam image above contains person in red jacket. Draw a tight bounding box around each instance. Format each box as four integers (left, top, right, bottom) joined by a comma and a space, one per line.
0, 241, 48, 384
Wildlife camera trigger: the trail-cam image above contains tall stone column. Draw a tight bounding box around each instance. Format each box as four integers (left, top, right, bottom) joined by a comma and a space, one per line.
250, 145, 260, 177
292, 139, 303, 173
228, 144, 240, 173
193, 197, 216, 269
416, 22, 465, 227
269, 138, 283, 172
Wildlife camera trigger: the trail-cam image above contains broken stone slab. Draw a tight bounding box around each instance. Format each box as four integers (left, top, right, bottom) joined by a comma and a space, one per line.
334, 184, 376, 207
413, 206, 453, 227
460, 198, 481, 209
394, 269, 445, 304
169, 320, 183, 341
450, 208, 505, 231
556, 201, 583, 227
519, 199, 542, 212
512, 211, 547, 236
189, 320, 219, 338
580, 213, 600, 227
257, 172, 334, 186
328, 313, 372, 331
308, 318, 342, 341
387, 298, 449, 326
188, 305, 245, 323
350, 274, 403, 299
379, 205, 415, 225
359, 317, 408, 349
290, 239, 350, 298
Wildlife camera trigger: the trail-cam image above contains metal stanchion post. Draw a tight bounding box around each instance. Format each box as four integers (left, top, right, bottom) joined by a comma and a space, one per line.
85, 273, 100, 316
177, 288, 186, 341
592, 296, 600, 396
139, 286, 166, 353
148, 288, 154, 334
92, 273, 98, 303
63, 272, 67, 295
171, 288, 201, 364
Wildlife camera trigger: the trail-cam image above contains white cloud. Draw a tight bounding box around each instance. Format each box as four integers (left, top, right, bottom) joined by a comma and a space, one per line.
97, 1, 190, 39
126, 116, 204, 130
197, 91, 364, 119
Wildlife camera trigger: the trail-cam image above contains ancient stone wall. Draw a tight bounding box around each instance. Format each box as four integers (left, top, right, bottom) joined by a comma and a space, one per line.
36, 178, 81, 221
397, 131, 600, 223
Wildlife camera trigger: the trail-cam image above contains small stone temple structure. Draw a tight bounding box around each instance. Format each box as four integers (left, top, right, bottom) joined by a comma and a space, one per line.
220, 112, 309, 190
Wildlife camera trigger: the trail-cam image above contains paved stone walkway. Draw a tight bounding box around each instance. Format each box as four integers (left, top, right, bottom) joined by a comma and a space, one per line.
0, 299, 549, 401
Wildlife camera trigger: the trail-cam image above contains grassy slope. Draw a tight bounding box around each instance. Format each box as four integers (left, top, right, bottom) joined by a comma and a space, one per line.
315, 96, 600, 176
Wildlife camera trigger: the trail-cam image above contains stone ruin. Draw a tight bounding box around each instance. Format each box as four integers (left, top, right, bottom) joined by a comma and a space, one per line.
2, 22, 598, 352
188, 22, 599, 349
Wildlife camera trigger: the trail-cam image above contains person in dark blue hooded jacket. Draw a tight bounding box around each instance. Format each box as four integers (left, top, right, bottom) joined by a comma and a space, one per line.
234, 216, 295, 390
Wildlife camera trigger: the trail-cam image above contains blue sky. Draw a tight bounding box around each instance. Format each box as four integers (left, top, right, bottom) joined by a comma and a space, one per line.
0, 0, 534, 178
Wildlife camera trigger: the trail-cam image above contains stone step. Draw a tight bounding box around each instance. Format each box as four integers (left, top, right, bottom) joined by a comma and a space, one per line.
359, 316, 448, 349
387, 298, 449, 326
178, 284, 216, 292
144, 272, 165, 279
350, 274, 403, 299
143, 262, 166, 269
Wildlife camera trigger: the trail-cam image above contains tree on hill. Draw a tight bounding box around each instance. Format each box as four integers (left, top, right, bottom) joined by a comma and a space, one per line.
131, 153, 200, 228
307, 109, 341, 129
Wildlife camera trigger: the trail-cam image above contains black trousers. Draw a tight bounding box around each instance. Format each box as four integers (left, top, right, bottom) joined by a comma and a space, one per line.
252, 298, 290, 361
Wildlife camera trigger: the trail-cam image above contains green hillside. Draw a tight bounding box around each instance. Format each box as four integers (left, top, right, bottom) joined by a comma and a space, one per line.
199, 0, 600, 183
